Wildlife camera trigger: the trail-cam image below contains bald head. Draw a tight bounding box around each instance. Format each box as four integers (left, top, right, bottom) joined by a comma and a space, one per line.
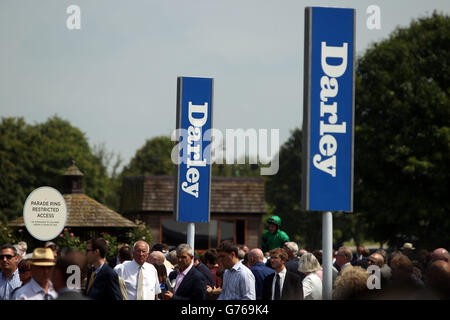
132, 240, 149, 265
431, 248, 449, 263
133, 240, 149, 252
248, 248, 264, 267
426, 260, 450, 298
148, 250, 166, 264
369, 253, 384, 268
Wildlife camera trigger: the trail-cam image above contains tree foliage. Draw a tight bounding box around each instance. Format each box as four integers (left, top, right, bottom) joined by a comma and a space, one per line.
0, 116, 111, 222
121, 136, 176, 177
354, 12, 450, 249
121, 135, 261, 178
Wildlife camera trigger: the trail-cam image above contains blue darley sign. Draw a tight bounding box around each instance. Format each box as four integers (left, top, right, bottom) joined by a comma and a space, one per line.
175, 77, 213, 222
302, 7, 355, 212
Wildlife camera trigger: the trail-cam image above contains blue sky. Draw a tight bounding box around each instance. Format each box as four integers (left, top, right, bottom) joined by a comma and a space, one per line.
1, 0, 449, 172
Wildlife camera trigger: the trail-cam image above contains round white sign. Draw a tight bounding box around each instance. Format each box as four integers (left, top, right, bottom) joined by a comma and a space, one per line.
23, 186, 68, 241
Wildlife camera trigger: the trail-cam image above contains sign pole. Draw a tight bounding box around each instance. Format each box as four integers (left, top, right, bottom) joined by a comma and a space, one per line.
322, 211, 333, 300
187, 222, 195, 252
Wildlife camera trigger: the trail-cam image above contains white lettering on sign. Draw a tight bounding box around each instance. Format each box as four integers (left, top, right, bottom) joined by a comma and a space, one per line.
313, 42, 348, 177
181, 102, 208, 198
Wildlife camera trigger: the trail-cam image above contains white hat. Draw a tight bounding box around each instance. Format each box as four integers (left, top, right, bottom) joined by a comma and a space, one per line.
401, 242, 415, 250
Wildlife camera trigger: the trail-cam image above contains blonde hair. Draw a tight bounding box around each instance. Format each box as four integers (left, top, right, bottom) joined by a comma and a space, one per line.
333, 266, 369, 300
298, 252, 321, 273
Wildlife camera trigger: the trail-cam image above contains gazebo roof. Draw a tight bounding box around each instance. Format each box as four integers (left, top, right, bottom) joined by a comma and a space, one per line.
63, 161, 84, 176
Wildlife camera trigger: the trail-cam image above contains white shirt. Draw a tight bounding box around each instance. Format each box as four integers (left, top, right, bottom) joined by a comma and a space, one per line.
12, 278, 58, 300
302, 272, 322, 300
340, 262, 352, 272
165, 265, 174, 277
271, 267, 287, 300
114, 260, 160, 300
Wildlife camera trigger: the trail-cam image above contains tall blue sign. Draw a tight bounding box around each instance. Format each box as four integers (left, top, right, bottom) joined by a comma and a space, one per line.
301, 7, 355, 212
175, 77, 213, 222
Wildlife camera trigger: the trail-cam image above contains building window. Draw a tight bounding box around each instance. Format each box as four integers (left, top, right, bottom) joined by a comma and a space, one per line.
161, 218, 246, 250
219, 220, 234, 243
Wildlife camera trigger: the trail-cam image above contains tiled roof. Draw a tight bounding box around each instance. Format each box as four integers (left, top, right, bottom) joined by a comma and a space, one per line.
63, 163, 84, 176
9, 194, 137, 227
121, 175, 266, 214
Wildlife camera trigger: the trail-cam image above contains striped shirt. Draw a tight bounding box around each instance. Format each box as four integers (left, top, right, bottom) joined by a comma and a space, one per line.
218, 260, 256, 300
0, 269, 22, 300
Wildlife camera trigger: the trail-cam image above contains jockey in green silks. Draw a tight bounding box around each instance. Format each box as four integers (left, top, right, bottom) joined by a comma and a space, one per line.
262, 215, 290, 254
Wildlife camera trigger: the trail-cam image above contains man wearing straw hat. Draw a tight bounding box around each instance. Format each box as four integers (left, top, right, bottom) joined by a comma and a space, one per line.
12, 247, 57, 300
400, 242, 416, 261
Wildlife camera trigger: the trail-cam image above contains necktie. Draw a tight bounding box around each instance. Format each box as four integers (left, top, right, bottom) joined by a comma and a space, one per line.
86, 270, 96, 294
136, 265, 144, 300
274, 274, 281, 300
44, 293, 53, 300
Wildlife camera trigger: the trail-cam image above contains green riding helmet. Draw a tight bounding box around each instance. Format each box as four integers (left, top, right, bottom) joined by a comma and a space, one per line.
266, 215, 282, 227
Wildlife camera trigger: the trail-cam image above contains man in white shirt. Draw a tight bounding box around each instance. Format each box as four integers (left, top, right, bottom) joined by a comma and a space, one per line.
114, 240, 160, 300
13, 248, 57, 300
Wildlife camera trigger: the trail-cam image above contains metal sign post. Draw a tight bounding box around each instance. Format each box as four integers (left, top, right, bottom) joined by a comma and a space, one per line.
187, 223, 195, 252
322, 211, 333, 300
302, 7, 355, 300
174, 76, 213, 250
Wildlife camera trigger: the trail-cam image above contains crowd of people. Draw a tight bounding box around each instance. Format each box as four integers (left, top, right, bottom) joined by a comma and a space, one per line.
1, 216, 449, 300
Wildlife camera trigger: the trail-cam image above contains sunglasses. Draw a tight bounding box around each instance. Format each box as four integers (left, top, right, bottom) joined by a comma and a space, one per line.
0, 254, 16, 260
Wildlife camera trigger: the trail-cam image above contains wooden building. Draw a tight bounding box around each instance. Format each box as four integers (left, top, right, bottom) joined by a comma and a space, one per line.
9, 163, 137, 240
120, 175, 266, 250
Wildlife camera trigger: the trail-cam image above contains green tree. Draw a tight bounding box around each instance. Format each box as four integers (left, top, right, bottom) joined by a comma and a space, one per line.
0, 117, 35, 222
121, 135, 261, 178
92, 143, 123, 211
121, 136, 176, 177
212, 160, 262, 177
355, 12, 450, 249
0, 116, 111, 222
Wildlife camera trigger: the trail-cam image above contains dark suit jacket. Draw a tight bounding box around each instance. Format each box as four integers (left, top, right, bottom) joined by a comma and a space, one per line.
85, 264, 123, 300
250, 262, 275, 300
195, 262, 215, 288
168, 267, 206, 300
285, 257, 305, 280
262, 270, 303, 300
